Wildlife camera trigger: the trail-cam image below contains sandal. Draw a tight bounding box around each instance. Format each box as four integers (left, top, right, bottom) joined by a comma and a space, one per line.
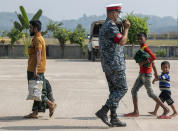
49, 104, 57, 118
157, 115, 171, 119
24, 113, 38, 119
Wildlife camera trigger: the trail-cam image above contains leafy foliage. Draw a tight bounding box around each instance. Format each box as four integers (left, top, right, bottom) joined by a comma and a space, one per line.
155, 49, 166, 57
126, 13, 149, 44
0, 31, 7, 37
46, 20, 63, 32
14, 21, 23, 32
10, 6, 43, 56
31, 9, 43, 21
15, 6, 42, 31
46, 20, 68, 47
7, 28, 22, 47
22, 33, 31, 56
46, 21, 69, 58
68, 24, 86, 47
46, 21, 88, 57
54, 28, 69, 48
19, 6, 29, 29
0, 31, 8, 43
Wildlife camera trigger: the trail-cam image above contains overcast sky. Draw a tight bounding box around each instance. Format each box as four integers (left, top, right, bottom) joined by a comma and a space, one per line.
0, 0, 178, 21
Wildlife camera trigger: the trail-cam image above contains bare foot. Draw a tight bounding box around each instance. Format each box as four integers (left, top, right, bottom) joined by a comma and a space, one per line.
162, 108, 170, 116
24, 113, 38, 119
148, 112, 157, 116
124, 112, 139, 117
169, 112, 178, 118
49, 103, 57, 117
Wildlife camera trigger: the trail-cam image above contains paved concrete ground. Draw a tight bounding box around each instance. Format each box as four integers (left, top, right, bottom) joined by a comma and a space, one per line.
0, 59, 178, 131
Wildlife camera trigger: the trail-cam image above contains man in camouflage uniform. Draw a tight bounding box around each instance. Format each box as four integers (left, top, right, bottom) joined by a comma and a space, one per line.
95, 4, 130, 127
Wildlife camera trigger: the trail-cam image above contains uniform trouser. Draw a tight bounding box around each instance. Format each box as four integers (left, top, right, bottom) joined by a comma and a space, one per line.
131, 73, 157, 100
105, 70, 128, 112
27, 71, 48, 112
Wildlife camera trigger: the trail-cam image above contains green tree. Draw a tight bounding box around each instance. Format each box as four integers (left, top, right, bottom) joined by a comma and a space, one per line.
69, 24, 86, 46
46, 21, 69, 58
14, 6, 42, 31
7, 28, 22, 48
46, 20, 63, 32
14, 6, 42, 56
68, 24, 87, 56
0, 31, 8, 44
125, 13, 149, 57
54, 28, 69, 58
0, 31, 8, 37
7, 28, 23, 56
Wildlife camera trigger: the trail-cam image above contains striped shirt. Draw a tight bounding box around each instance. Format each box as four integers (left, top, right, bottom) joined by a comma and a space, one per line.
159, 72, 170, 91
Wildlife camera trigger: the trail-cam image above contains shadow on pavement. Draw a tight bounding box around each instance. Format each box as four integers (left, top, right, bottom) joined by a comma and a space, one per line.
0, 116, 24, 122
55, 117, 97, 121
54, 59, 100, 62
55, 59, 89, 62
121, 114, 156, 120
0, 125, 108, 130
72, 117, 97, 120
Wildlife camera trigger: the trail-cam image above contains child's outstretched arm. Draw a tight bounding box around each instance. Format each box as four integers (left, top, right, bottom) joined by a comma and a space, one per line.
152, 62, 159, 84
144, 46, 156, 63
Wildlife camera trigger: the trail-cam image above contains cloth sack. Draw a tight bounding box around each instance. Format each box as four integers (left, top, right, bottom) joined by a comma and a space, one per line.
26, 80, 43, 101
134, 49, 150, 67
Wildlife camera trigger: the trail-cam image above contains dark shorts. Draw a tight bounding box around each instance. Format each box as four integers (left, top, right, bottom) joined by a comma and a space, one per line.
159, 91, 174, 105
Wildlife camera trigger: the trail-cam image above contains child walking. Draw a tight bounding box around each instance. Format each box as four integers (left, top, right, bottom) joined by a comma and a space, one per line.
124, 32, 170, 119
149, 61, 177, 118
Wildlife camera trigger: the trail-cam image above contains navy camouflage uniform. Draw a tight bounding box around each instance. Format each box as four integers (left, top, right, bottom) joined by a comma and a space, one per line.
99, 18, 128, 112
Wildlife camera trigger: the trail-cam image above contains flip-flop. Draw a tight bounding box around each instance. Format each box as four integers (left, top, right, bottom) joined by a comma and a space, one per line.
24, 113, 38, 119
124, 113, 139, 117
157, 115, 171, 119
49, 104, 57, 118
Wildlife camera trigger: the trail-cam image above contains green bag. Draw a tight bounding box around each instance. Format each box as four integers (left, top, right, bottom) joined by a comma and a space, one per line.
134, 47, 150, 67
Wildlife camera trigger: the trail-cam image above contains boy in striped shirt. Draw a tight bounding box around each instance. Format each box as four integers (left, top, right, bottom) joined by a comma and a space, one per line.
149, 61, 177, 118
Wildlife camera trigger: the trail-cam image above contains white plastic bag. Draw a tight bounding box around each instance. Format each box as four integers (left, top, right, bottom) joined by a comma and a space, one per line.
26, 80, 43, 101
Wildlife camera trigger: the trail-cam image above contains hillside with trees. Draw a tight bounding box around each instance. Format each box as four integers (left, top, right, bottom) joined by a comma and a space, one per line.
0, 12, 177, 34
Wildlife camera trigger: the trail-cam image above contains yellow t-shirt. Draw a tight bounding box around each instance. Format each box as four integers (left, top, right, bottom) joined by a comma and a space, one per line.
27, 32, 46, 73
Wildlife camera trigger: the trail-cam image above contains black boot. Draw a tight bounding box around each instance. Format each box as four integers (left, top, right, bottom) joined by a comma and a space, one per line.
110, 113, 126, 127
95, 105, 112, 127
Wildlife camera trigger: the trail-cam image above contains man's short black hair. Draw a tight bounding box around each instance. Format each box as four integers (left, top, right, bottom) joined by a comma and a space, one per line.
137, 32, 147, 39
161, 61, 170, 68
29, 20, 42, 31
